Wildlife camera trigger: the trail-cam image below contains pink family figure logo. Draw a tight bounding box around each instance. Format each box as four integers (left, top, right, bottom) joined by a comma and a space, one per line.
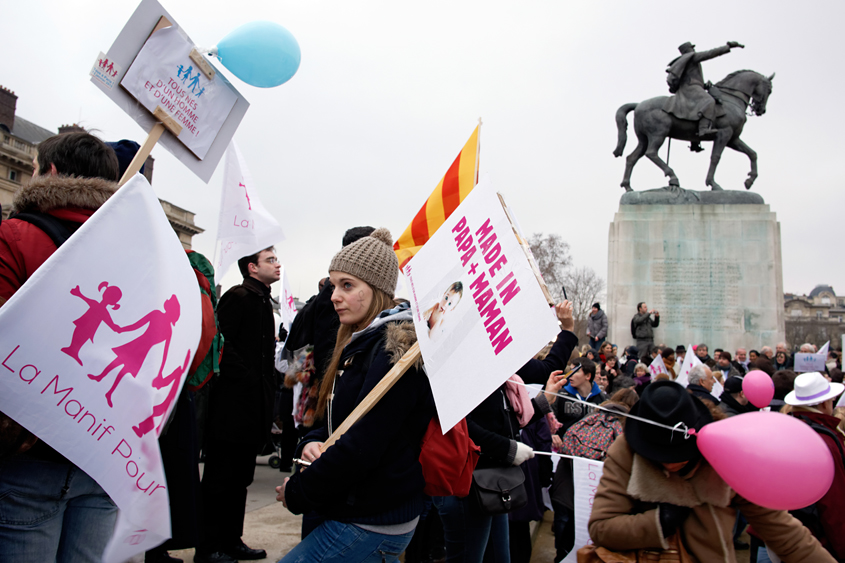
132, 349, 191, 438
61, 282, 123, 365
86, 294, 182, 408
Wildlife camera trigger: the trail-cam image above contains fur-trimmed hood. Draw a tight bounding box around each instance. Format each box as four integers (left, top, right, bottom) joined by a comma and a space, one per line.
12, 174, 117, 214
384, 320, 419, 366
628, 453, 733, 508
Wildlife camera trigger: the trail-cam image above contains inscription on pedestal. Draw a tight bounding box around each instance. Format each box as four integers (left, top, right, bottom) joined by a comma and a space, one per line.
649, 259, 743, 331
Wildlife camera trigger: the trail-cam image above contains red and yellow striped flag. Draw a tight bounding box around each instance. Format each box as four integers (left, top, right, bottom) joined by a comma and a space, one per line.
394, 125, 480, 269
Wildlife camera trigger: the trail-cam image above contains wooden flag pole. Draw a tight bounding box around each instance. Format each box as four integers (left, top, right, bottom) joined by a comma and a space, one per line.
117, 106, 183, 186
320, 342, 421, 452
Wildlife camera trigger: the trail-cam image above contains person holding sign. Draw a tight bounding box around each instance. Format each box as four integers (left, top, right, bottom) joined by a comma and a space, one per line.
587, 380, 835, 562
277, 228, 435, 562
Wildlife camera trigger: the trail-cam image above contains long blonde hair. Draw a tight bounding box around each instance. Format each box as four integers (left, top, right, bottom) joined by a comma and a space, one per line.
316, 285, 397, 419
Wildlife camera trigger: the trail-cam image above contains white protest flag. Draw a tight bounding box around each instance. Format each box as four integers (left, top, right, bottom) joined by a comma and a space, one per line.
0, 174, 201, 562
818, 341, 830, 356
215, 141, 285, 281
675, 344, 699, 387
403, 176, 560, 432
648, 353, 668, 377
279, 266, 298, 331
562, 457, 605, 563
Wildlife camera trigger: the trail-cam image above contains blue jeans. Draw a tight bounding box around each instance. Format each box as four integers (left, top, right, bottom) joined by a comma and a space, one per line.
432, 495, 510, 563
279, 519, 414, 563
0, 454, 117, 563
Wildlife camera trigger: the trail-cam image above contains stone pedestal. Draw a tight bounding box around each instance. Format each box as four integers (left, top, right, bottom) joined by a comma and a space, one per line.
607, 202, 785, 353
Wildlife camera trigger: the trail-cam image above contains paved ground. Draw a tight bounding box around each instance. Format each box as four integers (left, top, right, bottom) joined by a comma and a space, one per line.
161, 456, 750, 563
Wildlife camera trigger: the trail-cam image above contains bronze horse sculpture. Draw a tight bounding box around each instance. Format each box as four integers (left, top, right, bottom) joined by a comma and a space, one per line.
613, 70, 774, 191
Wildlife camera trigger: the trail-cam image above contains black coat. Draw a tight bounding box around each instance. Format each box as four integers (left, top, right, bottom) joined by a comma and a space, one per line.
208, 276, 276, 451
285, 316, 435, 525
285, 281, 340, 380
467, 330, 578, 469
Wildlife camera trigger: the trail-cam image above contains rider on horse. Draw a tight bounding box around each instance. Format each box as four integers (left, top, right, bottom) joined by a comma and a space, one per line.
663, 41, 745, 151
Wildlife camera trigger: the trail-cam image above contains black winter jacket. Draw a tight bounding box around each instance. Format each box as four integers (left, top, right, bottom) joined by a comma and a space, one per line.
285, 309, 434, 525
208, 276, 276, 451
467, 330, 578, 469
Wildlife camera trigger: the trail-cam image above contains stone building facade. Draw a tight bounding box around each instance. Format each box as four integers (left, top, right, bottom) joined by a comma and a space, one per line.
0, 86, 202, 248
784, 285, 845, 349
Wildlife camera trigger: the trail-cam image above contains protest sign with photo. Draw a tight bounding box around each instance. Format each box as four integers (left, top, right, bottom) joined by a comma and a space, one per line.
92, 0, 249, 182
0, 174, 202, 562
404, 176, 560, 432
121, 26, 238, 160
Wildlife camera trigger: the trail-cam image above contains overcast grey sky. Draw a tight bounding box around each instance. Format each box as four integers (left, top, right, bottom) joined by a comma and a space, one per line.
5, 0, 844, 302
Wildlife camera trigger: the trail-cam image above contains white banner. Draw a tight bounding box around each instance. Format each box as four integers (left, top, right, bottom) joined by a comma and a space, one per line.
676, 346, 722, 397
403, 177, 560, 432
0, 174, 202, 562
215, 141, 285, 281
279, 266, 297, 331
675, 344, 699, 387
648, 354, 667, 377
121, 26, 238, 160
563, 457, 605, 562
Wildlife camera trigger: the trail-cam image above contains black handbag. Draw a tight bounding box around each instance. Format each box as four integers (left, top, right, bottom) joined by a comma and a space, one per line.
471, 465, 528, 514
471, 389, 529, 515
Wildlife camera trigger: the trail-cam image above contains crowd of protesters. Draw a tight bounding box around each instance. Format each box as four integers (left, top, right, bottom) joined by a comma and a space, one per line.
0, 132, 843, 563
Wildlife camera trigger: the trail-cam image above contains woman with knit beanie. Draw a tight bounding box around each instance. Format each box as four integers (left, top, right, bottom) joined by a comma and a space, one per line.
276, 228, 435, 562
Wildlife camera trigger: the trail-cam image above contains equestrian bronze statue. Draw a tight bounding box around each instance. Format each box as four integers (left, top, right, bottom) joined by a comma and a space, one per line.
613, 41, 774, 192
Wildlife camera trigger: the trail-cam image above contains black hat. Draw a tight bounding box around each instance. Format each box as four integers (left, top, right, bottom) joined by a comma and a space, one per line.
625, 380, 712, 463
592, 302, 601, 310
675, 345, 686, 353
105, 140, 144, 177
724, 376, 743, 394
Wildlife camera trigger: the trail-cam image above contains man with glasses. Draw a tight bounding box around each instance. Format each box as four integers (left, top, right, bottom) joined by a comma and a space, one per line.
196, 248, 280, 563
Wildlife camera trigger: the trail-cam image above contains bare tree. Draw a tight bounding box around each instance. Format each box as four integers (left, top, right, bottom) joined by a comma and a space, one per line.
562, 266, 606, 343
527, 233, 572, 302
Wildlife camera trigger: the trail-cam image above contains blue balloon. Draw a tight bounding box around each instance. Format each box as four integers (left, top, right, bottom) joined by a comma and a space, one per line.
216, 21, 301, 88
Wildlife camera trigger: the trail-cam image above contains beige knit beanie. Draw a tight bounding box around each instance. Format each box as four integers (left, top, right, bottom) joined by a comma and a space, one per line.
329, 227, 398, 297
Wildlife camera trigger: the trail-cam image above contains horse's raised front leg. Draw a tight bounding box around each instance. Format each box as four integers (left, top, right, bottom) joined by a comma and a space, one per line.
645, 136, 679, 187
621, 138, 647, 192
727, 137, 758, 190
705, 128, 733, 190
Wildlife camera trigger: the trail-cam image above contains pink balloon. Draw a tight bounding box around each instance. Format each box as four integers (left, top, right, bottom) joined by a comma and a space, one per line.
742, 370, 775, 408
696, 412, 834, 510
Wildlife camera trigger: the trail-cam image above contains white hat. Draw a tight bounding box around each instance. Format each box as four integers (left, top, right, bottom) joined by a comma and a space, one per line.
784, 372, 845, 406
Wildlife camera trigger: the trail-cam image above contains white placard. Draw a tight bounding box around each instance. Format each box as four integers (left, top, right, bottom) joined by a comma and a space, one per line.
92, 0, 249, 182
215, 141, 285, 281
562, 457, 604, 562
794, 352, 827, 373
121, 26, 238, 160
0, 174, 202, 562
404, 176, 560, 432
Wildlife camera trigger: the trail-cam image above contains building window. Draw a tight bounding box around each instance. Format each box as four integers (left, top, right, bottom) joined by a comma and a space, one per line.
817, 312, 824, 319
791, 309, 802, 316
8, 169, 18, 182
822, 297, 831, 305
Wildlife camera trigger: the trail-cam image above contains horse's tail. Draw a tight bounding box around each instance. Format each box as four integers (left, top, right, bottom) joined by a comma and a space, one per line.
613, 103, 638, 157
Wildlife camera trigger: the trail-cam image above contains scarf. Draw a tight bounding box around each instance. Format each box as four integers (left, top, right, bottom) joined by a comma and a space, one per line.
505, 374, 533, 427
